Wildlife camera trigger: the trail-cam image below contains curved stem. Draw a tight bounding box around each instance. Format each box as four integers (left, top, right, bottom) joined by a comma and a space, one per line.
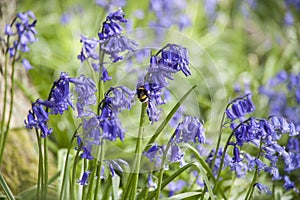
213, 117, 253, 193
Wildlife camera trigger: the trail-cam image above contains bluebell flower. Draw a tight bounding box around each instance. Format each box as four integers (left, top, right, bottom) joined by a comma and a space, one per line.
144, 144, 161, 163
231, 146, 243, 163
97, 9, 138, 63
100, 34, 138, 62
25, 102, 52, 138
174, 116, 206, 143
254, 183, 272, 194
77, 35, 99, 63
70, 75, 97, 117
160, 44, 191, 76
168, 145, 185, 166
4, 24, 13, 36
144, 144, 164, 168
76, 136, 94, 160
101, 67, 112, 82
147, 174, 157, 189
3, 11, 37, 70
283, 176, 296, 191
95, 0, 127, 9
140, 44, 190, 123
82, 116, 101, 144
149, 0, 191, 30
146, 101, 161, 123
7, 11, 37, 56
225, 93, 255, 121
77, 171, 91, 186
98, 86, 135, 141
168, 180, 186, 197
104, 159, 128, 177
38, 72, 73, 115
22, 59, 33, 70
204, 0, 218, 23
206, 148, 233, 177
284, 11, 294, 26
169, 106, 183, 128
285, 0, 300, 10
264, 166, 281, 180
146, 56, 177, 87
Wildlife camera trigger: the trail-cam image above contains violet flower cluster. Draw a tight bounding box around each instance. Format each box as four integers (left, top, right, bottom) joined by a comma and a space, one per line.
207, 92, 299, 194
140, 43, 191, 123
144, 116, 206, 188
78, 9, 137, 81
24, 72, 96, 138
2, 11, 38, 70
149, 0, 191, 31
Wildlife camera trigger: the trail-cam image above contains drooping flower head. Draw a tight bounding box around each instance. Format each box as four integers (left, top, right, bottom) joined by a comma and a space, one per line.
225, 93, 255, 121
70, 75, 97, 117
98, 9, 138, 62
149, 0, 191, 30
24, 101, 52, 138
37, 72, 73, 115
174, 116, 206, 144
3, 11, 37, 70
97, 86, 135, 141
139, 44, 191, 123
77, 171, 91, 186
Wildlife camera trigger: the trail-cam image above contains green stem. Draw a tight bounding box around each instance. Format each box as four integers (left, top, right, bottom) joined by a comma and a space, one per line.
0, 36, 20, 165
82, 159, 88, 200
70, 146, 81, 200
93, 139, 105, 200
0, 173, 15, 200
36, 129, 43, 200
43, 137, 48, 200
211, 111, 226, 171
59, 125, 81, 200
130, 103, 147, 199
244, 139, 263, 200
0, 48, 9, 166
155, 142, 171, 200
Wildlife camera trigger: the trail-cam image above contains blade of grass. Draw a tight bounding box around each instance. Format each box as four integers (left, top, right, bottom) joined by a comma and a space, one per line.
0, 173, 15, 200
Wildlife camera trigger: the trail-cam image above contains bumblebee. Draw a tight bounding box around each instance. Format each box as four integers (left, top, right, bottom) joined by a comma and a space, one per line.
137, 86, 148, 103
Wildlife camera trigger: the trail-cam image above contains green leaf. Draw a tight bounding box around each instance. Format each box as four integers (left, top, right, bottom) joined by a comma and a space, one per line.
16, 171, 60, 200
102, 176, 112, 200
166, 192, 202, 199
146, 163, 195, 200
186, 144, 227, 200
112, 175, 120, 200
144, 85, 197, 152
0, 173, 15, 200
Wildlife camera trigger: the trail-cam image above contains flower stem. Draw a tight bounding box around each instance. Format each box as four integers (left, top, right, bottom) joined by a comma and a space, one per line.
211, 111, 226, 170
59, 125, 81, 200
36, 129, 43, 200
70, 146, 81, 200
130, 103, 147, 198
93, 139, 105, 200
244, 139, 263, 200
43, 137, 48, 200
